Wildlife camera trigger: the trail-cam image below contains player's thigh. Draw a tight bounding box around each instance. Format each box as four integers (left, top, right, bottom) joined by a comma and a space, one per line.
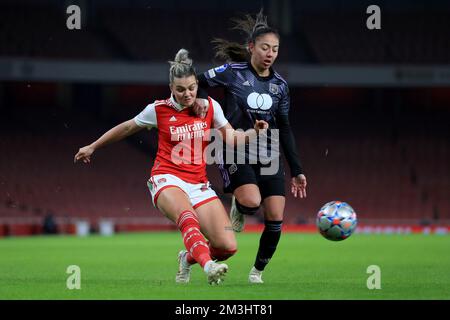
256, 160, 286, 199
195, 199, 236, 249
258, 163, 286, 220
262, 195, 286, 221
224, 164, 262, 207
156, 187, 195, 223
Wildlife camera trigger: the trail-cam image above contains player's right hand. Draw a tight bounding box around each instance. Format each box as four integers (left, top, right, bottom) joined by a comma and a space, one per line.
192, 98, 209, 118
291, 174, 307, 199
254, 120, 269, 133
74, 145, 95, 164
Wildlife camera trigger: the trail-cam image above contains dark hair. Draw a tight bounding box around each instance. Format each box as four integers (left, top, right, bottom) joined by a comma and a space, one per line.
212, 9, 280, 63
168, 48, 196, 83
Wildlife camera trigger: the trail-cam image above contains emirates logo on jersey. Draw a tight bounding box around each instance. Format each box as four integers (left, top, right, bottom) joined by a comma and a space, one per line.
170, 121, 208, 141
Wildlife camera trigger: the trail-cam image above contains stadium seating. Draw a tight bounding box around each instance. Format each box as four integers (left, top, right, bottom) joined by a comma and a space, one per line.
0, 114, 163, 227
299, 12, 450, 64
1, 4, 449, 64
0, 6, 114, 60
1, 106, 447, 227
1, 1, 448, 232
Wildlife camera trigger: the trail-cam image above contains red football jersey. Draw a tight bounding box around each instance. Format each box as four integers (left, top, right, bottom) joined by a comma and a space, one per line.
134, 96, 228, 184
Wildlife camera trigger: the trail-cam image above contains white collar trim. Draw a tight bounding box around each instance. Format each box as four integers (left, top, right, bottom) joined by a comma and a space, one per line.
170, 95, 188, 111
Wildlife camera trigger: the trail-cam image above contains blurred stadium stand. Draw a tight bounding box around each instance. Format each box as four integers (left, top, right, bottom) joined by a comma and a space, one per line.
1, 84, 448, 232
1, 1, 449, 64
300, 12, 450, 64
0, 0, 449, 235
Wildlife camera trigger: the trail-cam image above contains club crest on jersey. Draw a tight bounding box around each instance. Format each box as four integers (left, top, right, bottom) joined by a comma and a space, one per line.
157, 178, 167, 184
269, 83, 279, 94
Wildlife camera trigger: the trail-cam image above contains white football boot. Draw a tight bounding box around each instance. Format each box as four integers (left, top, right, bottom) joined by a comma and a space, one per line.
205, 261, 229, 285
230, 196, 245, 232
248, 266, 264, 284
175, 250, 192, 283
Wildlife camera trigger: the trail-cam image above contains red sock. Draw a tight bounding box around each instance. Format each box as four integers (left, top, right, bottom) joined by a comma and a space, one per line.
185, 252, 197, 265
176, 210, 211, 268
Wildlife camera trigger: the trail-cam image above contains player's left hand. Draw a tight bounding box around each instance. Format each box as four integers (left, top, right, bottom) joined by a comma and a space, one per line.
254, 120, 269, 133
74, 145, 95, 164
192, 98, 209, 118
291, 174, 307, 198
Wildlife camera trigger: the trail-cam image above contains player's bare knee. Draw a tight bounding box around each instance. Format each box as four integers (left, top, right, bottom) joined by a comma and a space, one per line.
225, 239, 237, 253
210, 245, 237, 261
236, 195, 261, 208
235, 197, 260, 215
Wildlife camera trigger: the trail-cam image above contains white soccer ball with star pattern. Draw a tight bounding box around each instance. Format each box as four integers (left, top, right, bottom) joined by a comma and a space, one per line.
316, 201, 357, 241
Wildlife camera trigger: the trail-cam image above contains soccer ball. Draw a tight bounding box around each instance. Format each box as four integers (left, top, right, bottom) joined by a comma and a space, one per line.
316, 201, 357, 241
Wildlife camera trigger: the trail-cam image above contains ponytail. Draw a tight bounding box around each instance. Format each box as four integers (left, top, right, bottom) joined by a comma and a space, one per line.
212, 9, 279, 63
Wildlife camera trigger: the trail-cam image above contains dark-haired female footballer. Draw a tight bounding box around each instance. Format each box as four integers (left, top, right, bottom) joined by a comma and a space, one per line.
194, 10, 307, 284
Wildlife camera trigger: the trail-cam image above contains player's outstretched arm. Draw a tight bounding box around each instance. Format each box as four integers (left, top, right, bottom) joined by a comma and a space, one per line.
74, 119, 143, 164
276, 112, 307, 199
218, 120, 268, 146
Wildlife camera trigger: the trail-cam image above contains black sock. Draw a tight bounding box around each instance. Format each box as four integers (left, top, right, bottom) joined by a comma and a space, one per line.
254, 220, 283, 271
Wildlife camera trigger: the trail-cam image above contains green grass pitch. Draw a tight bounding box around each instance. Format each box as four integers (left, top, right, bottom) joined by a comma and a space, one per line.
0, 232, 449, 300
